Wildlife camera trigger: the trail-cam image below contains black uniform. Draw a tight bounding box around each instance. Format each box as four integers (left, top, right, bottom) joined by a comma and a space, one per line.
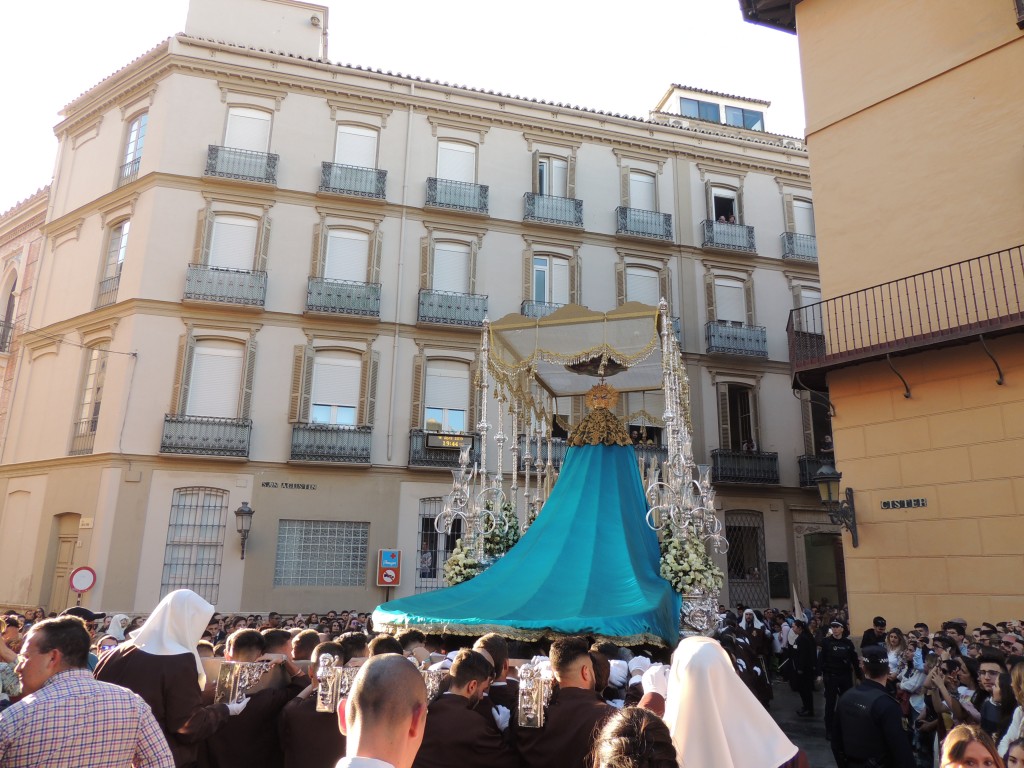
817, 634, 860, 739
832, 679, 914, 768
793, 629, 817, 715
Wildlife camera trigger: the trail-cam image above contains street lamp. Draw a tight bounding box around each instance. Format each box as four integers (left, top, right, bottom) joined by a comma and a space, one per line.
814, 459, 858, 547
234, 502, 255, 559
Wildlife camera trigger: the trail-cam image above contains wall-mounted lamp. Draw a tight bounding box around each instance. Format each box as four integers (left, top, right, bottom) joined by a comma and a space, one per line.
234, 502, 255, 560
814, 459, 858, 547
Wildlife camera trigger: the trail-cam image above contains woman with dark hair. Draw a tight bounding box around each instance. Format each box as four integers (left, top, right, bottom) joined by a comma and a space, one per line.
592, 706, 676, 768
1005, 737, 1024, 767
940, 723, 1003, 767
987, 672, 1018, 742
998, 664, 1024, 755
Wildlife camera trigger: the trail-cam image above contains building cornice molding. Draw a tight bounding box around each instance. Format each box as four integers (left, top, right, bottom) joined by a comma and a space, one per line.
0, 211, 47, 244
612, 147, 668, 174
218, 79, 289, 110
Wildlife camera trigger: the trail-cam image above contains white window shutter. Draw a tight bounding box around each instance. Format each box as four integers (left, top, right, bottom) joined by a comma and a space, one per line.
225, 107, 271, 152
209, 216, 257, 270
626, 266, 660, 305
629, 172, 656, 212
187, 341, 243, 418
551, 258, 569, 305
324, 230, 370, 282
715, 279, 746, 323
335, 125, 378, 168
431, 243, 469, 293
312, 351, 361, 407
437, 142, 476, 183
425, 360, 469, 412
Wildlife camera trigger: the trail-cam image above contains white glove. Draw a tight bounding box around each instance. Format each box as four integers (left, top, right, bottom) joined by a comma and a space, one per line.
530, 655, 549, 666
608, 659, 629, 688
641, 664, 669, 698
607, 698, 625, 709
491, 705, 511, 732
627, 656, 651, 675
226, 695, 250, 716
628, 675, 643, 689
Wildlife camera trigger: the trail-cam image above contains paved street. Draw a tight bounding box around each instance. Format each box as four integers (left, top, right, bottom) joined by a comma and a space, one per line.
769, 679, 834, 767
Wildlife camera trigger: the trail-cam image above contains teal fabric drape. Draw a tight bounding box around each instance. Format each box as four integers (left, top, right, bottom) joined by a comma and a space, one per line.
373, 442, 681, 646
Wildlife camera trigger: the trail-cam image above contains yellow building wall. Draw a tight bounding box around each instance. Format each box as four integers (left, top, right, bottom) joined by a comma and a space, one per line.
830, 335, 1024, 629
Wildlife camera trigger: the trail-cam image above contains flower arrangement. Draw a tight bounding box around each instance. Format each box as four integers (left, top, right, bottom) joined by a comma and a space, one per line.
443, 539, 479, 586
483, 501, 520, 557
659, 531, 724, 595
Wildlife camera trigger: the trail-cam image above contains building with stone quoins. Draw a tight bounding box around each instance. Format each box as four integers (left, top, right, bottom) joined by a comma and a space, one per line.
743, 0, 1024, 629
0, 0, 833, 616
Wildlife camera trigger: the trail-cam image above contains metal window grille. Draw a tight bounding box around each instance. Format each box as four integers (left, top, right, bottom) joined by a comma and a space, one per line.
160, 487, 228, 604
415, 497, 462, 593
273, 520, 369, 587
725, 510, 769, 608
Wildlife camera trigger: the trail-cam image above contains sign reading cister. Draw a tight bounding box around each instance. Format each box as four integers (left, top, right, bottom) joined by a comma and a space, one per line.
880, 498, 928, 509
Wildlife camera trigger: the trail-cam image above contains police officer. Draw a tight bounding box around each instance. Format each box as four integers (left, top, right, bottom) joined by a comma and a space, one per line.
818, 620, 860, 740
832, 645, 914, 768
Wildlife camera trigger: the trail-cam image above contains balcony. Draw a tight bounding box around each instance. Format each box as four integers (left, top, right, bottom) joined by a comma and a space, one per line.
68, 418, 97, 456
96, 274, 120, 309
426, 178, 488, 214
291, 424, 371, 464
524, 193, 584, 228
418, 289, 487, 328
787, 244, 1024, 389
701, 220, 756, 253
798, 454, 829, 488
781, 232, 817, 262
515, 435, 668, 472
319, 162, 386, 199
184, 265, 266, 307
160, 415, 251, 458
616, 207, 673, 241
0, 322, 12, 354
117, 157, 140, 187
711, 448, 779, 484
205, 145, 278, 185
306, 278, 380, 318
521, 301, 566, 319
409, 429, 479, 468
705, 321, 768, 357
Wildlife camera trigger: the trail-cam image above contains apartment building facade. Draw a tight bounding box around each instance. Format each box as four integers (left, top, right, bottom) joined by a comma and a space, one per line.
0, 0, 833, 615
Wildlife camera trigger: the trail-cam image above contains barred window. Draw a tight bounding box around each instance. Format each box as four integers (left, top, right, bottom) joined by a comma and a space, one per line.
274, 520, 369, 586
160, 487, 228, 604
415, 497, 461, 593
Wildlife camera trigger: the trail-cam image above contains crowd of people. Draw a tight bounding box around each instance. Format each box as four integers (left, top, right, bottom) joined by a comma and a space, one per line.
2, 592, 1023, 768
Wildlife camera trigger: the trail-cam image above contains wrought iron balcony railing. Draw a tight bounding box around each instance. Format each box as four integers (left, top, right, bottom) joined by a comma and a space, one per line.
426, 178, 488, 214
320, 162, 387, 199
96, 274, 120, 309
117, 157, 141, 187
521, 300, 566, 319
524, 193, 584, 228
0, 322, 12, 354
205, 145, 278, 185
291, 424, 371, 463
408, 429, 480, 468
306, 278, 381, 317
798, 454, 829, 488
160, 415, 251, 458
418, 289, 487, 327
68, 418, 98, 456
788, 244, 1024, 383
185, 265, 267, 307
616, 207, 673, 241
781, 232, 818, 262
517, 435, 568, 472
705, 321, 768, 357
701, 220, 756, 253
711, 448, 780, 484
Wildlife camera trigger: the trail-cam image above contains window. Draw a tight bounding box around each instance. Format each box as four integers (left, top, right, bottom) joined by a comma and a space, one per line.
335, 125, 378, 169
424, 359, 469, 433
415, 497, 462, 592
186, 340, 243, 418
208, 216, 258, 271
0, 277, 15, 352
160, 487, 228, 604
724, 106, 764, 132
626, 265, 660, 305
97, 221, 129, 307
718, 382, 759, 451
533, 255, 570, 305
792, 199, 815, 236
224, 107, 271, 152
714, 277, 746, 324
310, 351, 360, 426
69, 343, 109, 455
437, 141, 476, 183
431, 241, 470, 294
710, 186, 738, 222
628, 171, 656, 212
119, 113, 147, 185
725, 510, 768, 607
274, 520, 369, 586
680, 97, 721, 123
537, 156, 568, 197
324, 229, 369, 282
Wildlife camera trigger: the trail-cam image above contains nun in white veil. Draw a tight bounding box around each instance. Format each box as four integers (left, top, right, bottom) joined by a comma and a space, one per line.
662, 637, 809, 768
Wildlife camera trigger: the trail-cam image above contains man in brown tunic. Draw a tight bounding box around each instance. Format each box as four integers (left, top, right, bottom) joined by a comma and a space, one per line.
516, 636, 614, 768
413, 649, 518, 768
279, 641, 346, 768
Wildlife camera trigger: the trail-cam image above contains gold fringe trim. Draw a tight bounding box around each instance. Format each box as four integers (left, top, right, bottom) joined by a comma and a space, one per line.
567, 407, 632, 447
375, 617, 671, 648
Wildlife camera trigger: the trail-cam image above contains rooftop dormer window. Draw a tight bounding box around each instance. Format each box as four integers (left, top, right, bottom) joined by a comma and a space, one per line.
725, 106, 765, 132
680, 97, 721, 123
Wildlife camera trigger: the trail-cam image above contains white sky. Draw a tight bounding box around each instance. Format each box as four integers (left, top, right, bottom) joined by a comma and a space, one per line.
0, 0, 804, 215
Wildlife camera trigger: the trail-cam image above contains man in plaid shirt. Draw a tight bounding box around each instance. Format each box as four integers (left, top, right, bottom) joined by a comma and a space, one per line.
0, 615, 173, 767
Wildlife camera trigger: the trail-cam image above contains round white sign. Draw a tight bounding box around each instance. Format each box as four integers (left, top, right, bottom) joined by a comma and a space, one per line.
69, 566, 97, 593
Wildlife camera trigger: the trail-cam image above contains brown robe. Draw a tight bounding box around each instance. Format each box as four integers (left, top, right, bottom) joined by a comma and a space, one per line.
278, 693, 346, 768
414, 692, 519, 768
202, 672, 309, 768
516, 687, 613, 768
94, 646, 229, 768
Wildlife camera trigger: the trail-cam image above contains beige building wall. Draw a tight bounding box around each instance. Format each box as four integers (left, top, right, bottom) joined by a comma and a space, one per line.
0, 0, 826, 615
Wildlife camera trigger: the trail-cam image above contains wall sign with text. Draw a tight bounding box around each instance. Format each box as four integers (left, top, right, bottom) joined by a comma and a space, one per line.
880, 498, 928, 509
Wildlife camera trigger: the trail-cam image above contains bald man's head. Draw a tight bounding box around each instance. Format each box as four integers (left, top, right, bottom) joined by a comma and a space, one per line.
345, 654, 427, 733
